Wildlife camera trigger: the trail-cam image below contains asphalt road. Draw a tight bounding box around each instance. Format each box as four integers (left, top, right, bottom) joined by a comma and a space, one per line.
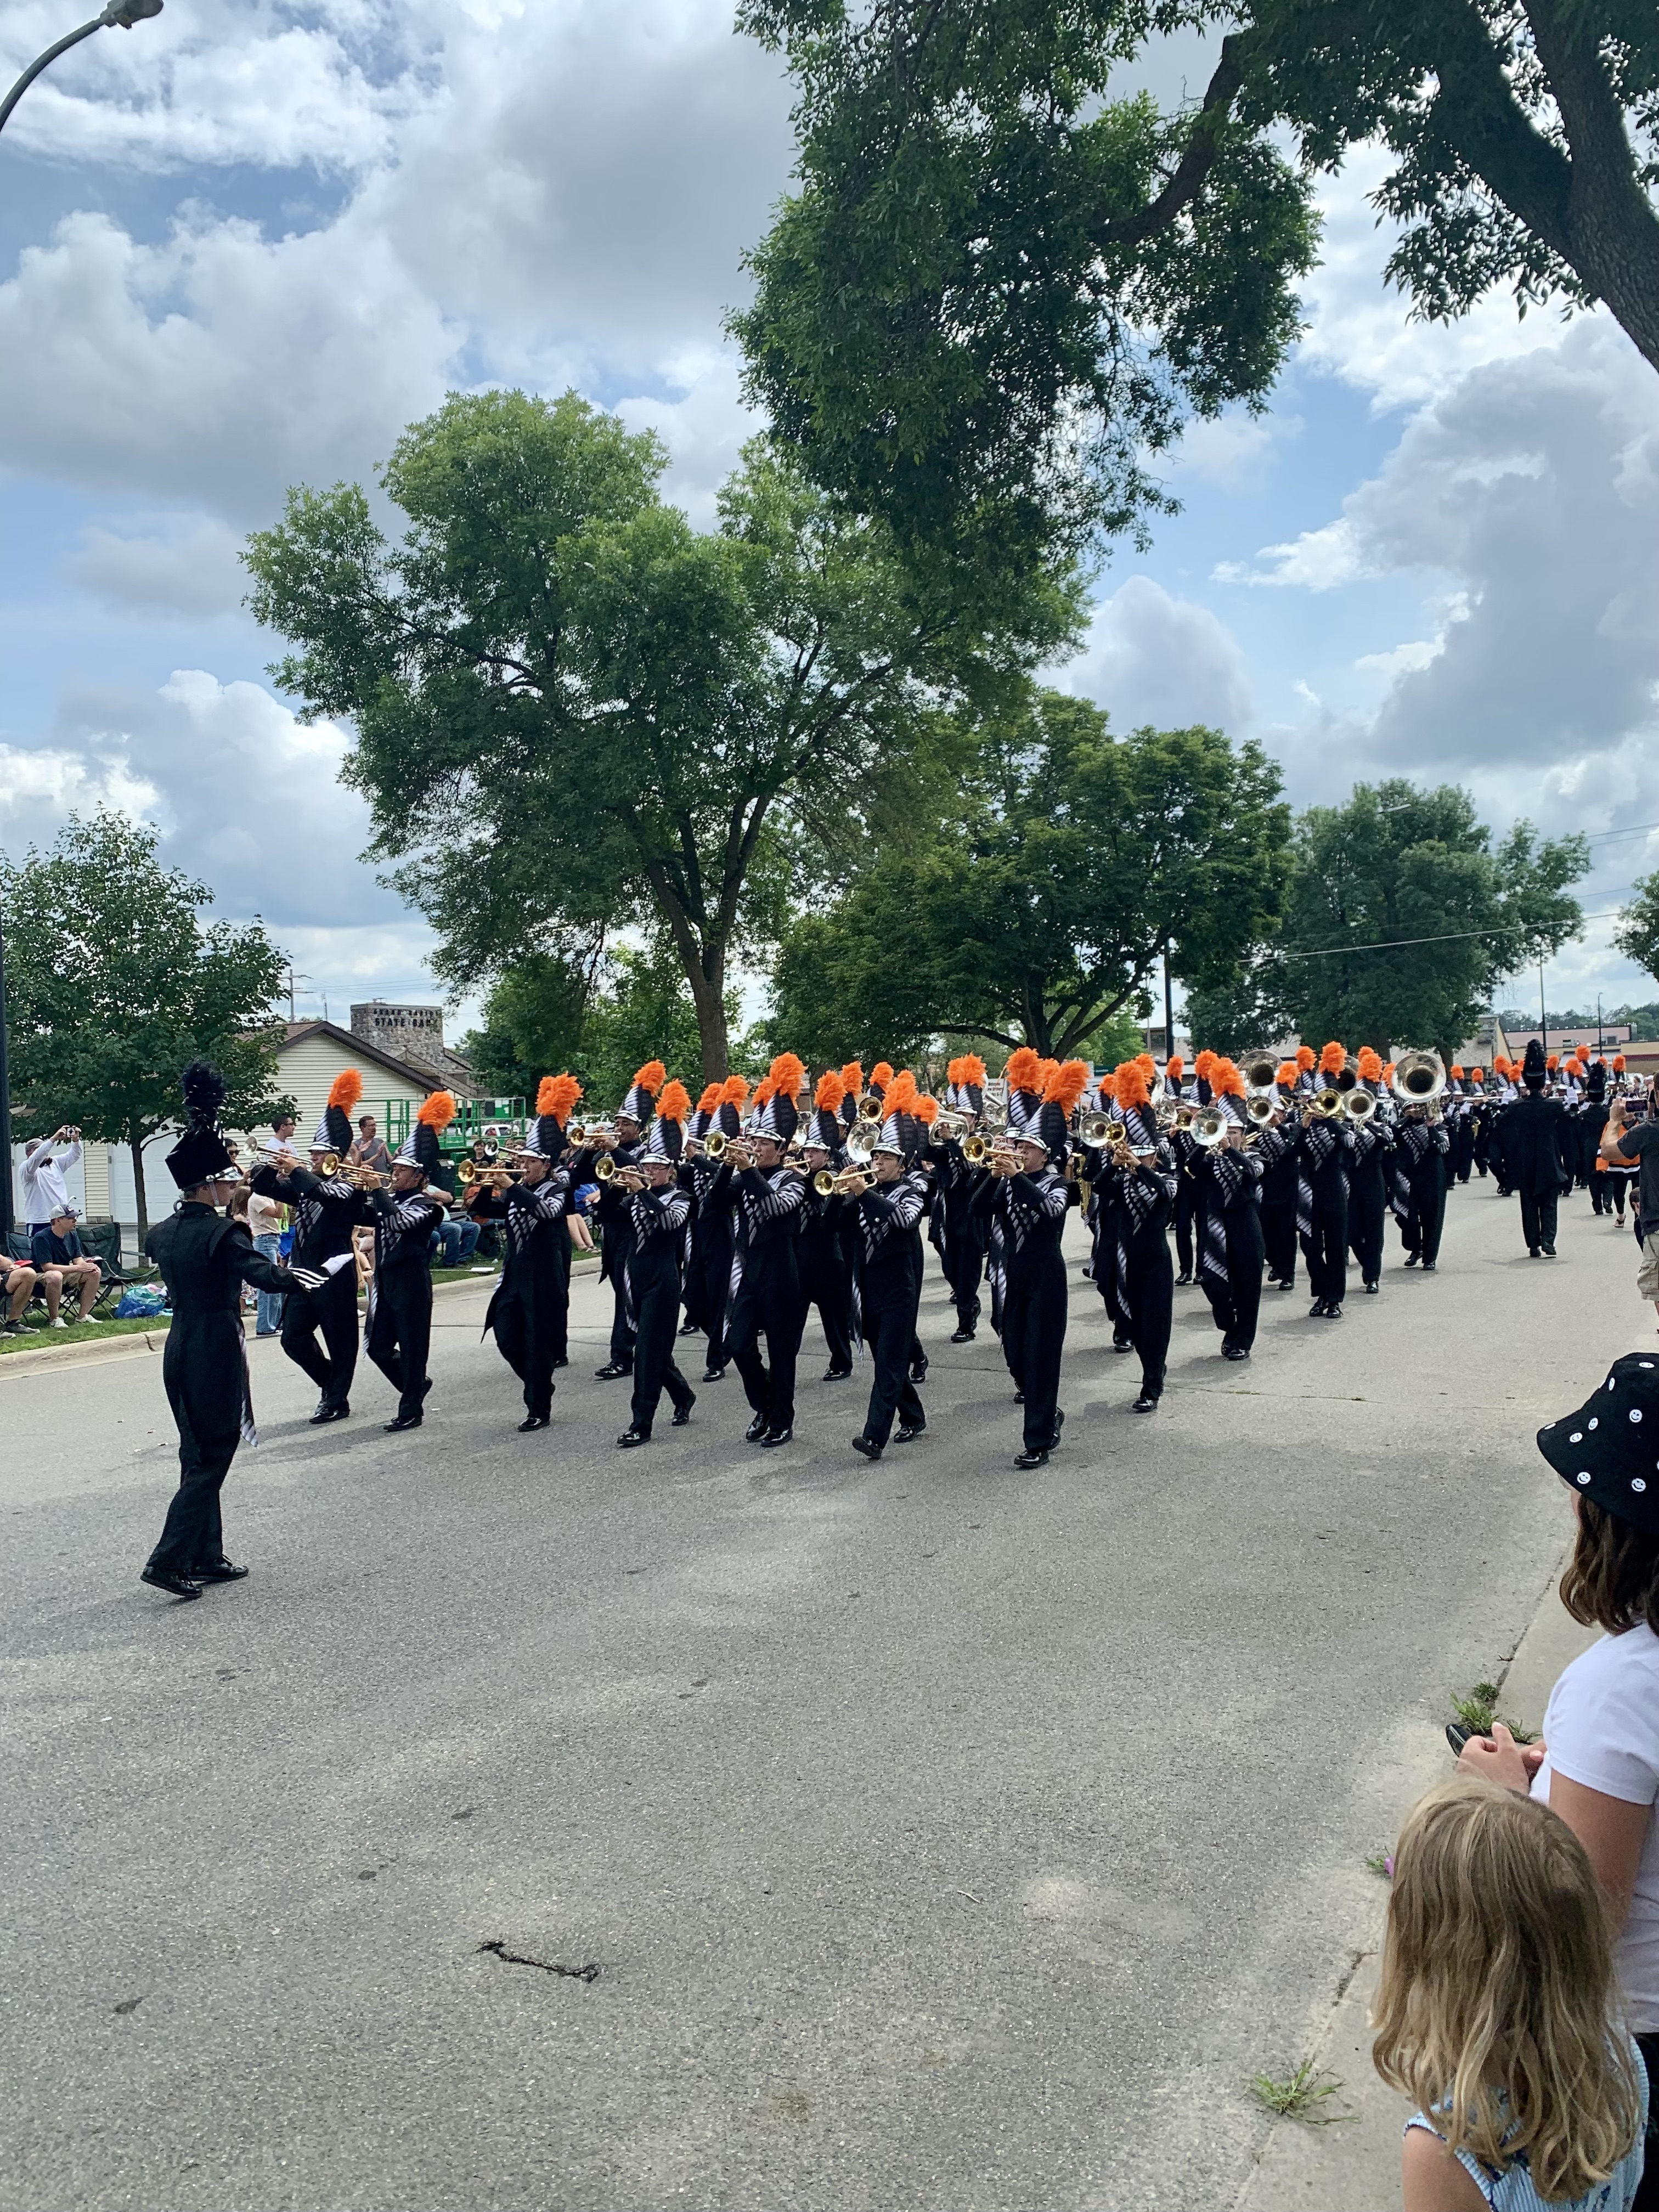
1, 1178, 1643, 2211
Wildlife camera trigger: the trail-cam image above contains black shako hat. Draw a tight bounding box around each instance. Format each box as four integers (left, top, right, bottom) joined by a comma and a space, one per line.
1522, 1036, 1548, 1089
1537, 1354, 1659, 1534
166, 1061, 238, 1189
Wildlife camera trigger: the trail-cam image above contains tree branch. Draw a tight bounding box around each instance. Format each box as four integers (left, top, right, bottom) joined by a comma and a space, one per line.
1095, 33, 1251, 252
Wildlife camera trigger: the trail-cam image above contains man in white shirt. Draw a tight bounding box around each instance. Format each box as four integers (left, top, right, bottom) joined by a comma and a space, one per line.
21, 1128, 82, 1229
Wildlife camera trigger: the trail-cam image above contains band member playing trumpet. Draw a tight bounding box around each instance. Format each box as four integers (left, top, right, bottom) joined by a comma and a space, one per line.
614, 1084, 697, 1447
581, 1059, 661, 1380
684, 1074, 747, 1381
251, 1068, 367, 1424
797, 1072, 855, 1381
1299, 1045, 1356, 1319
724, 1054, 807, 1448
847, 1099, 928, 1460
973, 1070, 1075, 1469
1258, 1062, 1300, 1293
934, 1055, 990, 1343
365, 1093, 453, 1431
468, 1077, 578, 1431
1346, 1047, 1391, 1293
1102, 1062, 1177, 1412
1191, 1061, 1278, 1363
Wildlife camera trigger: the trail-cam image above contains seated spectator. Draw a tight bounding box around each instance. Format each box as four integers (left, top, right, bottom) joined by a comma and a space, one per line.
30, 1211, 103, 1327
431, 1201, 482, 1271
1461, 1352, 1659, 2207
1375, 1776, 1647, 2211
471, 1126, 501, 1166
2, 1256, 37, 1335
351, 1114, 393, 1177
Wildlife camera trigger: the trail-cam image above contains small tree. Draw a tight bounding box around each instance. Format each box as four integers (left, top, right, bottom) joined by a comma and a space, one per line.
1613, 872, 1659, 988
1, 812, 290, 1242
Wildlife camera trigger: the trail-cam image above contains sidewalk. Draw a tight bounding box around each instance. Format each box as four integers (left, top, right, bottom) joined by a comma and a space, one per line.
1233, 1548, 1596, 2209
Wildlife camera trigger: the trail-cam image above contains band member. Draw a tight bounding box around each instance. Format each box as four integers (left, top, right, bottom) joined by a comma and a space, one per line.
1583, 1060, 1613, 1215
1259, 1060, 1301, 1292
1299, 1044, 1355, 1318
616, 1084, 697, 1446
1081, 1066, 1123, 1327
1491, 1037, 1568, 1258
251, 1068, 365, 1424
1193, 1062, 1277, 1361
984, 1046, 1047, 1338
685, 1074, 747, 1382
1345, 1047, 1391, 1293
366, 1093, 452, 1431
838, 1062, 864, 1141
469, 1077, 576, 1431
973, 1073, 1073, 1467
896, 1074, 933, 1383
1104, 1063, 1177, 1412
725, 1053, 807, 1447
798, 1072, 855, 1379
679, 1082, 724, 1345
1391, 1096, 1452, 1269
586, 1059, 661, 1379
142, 1064, 315, 1601
848, 1098, 927, 1460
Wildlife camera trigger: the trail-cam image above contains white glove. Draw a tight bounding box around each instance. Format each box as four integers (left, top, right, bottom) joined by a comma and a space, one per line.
321, 1252, 356, 1276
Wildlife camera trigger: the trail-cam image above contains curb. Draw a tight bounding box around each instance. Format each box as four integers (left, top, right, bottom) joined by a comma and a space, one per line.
1233, 1543, 1595, 2209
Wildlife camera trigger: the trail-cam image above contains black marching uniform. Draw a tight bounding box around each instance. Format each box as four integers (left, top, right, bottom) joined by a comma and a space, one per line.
850, 1156, 928, 1453
1103, 1110, 1176, 1407
1492, 1048, 1570, 1256
725, 1109, 806, 1444
1390, 1114, 1450, 1266
974, 1128, 1070, 1461
365, 1178, 447, 1427
472, 1130, 572, 1429
1259, 1092, 1299, 1290
622, 1180, 696, 1441
1194, 1111, 1281, 1358
1345, 1104, 1391, 1291
251, 1143, 364, 1421
1296, 1104, 1354, 1315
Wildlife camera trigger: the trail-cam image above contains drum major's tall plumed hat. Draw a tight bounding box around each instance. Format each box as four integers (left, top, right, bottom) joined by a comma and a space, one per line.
166, 1061, 238, 1189
1523, 1037, 1548, 1089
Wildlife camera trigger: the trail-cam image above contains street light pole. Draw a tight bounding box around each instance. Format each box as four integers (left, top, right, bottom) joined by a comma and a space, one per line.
0, 0, 163, 141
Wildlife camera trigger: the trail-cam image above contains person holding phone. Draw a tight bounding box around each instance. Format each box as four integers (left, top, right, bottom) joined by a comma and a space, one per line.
1603, 1090, 1659, 1329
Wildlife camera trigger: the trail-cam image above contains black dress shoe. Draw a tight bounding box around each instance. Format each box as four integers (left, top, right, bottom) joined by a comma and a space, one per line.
1049, 1409, 1066, 1449
760, 1426, 794, 1448
895, 1421, 926, 1443
1222, 1345, 1250, 1362
1112, 1337, 1133, 1354
701, 1365, 727, 1384
1540, 1247, 1554, 1259
822, 1365, 852, 1382
1528, 1246, 1541, 1257
617, 1426, 650, 1448
1276, 1277, 1295, 1291
949, 1327, 974, 1344
385, 1410, 422, 1432
851, 1433, 883, 1461
1175, 1271, 1193, 1286
1404, 1251, 1420, 1268
672, 1396, 695, 1427
1013, 1390, 1024, 1404
745, 1413, 768, 1442
595, 1361, 632, 1380
140, 1566, 201, 1600
1324, 1303, 1344, 1319
1131, 1395, 1159, 1413
518, 1414, 550, 1432
1423, 1259, 1438, 1271
309, 1402, 349, 1425
1014, 1447, 1049, 1469
1309, 1300, 1327, 1318
678, 1319, 700, 1335
194, 1559, 248, 1583
554, 1356, 569, 1369
909, 1358, 929, 1384
1364, 1280, 1379, 1294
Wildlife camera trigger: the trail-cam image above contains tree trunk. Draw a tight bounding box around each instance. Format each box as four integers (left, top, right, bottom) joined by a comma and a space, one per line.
129, 1132, 150, 1248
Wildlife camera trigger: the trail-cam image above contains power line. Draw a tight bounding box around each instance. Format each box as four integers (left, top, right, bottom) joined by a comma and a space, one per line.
1278, 909, 1627, 963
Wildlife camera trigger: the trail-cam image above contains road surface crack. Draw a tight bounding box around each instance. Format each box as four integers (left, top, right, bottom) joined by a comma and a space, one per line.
477, 1939, 599, 1983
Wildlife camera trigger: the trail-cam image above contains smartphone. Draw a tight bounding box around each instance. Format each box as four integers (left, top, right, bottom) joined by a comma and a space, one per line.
1446, 1723, 1473, 1756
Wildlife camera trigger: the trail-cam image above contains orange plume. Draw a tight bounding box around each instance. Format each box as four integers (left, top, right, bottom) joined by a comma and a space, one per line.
535, 1076, 560, 1116
815, 1070, 846, 1112
327, 1069, 363, 1113
1211, 1059, 1246, 1100
1449, 1064, 1465, 1080
1136, 1052, 1156, 1077
1005, 1047, 1041, 1093
840, 1061, 865, 1097
1319, 1041, 1346, 1075
548, 1074, 582, 1125
1194, 1049, 1217, 1080
1096, 1068, 1119, 1102
946, 1056, 964, 1086
1356, 1047, 1383, 1082
1547, 1053, 1559, 1070
1614, 1055, 1627, 1070
720, 1073, 751, 1109
1276, 1060, 1300, 1088
768, 1052, 806, 1101
1036, 1058, 1058, 1096
913, 1093, 940, 1126
1469, 1065, 1485, 1082
416, 1089, 458, 1130
1114, 1060, 1150, 1110
871, 1061, 894, 1089
631, 1059, 665, 1099
1296, 1045, 1316, 1071
1045, 1059, 1090, 1113
697, 1081, 723, 1115
885, 1069, 918, 1115
656, 1079, 691, 1124
1165, 1054, 1184, 1080
960, 1053, 986, 1087
752, 1076, 775, 1108
1493, 1055, 1511, 1076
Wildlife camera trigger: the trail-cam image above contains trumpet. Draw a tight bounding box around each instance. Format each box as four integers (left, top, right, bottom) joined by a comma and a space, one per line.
832, 1166, 875, 1195
593, 1152, 618, 1181
812, 1167, 838, 1196
928, 1109, 968, 1145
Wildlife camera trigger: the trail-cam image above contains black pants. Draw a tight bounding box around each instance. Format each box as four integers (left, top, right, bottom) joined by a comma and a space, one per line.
1122, 1231, 1172, 1401
1091, 1213, 1123, 1333
630, 1276, 695, 1436
279, 1270, 358, 1410
799, 1247, 853, 1372
861, 1291, 925, 1447
606, 1270, 635, 1368
367, 1274, 431, 1420
941, 1228, 985, 1332
693, 1231, 731, 1374
729, 1262, 802, 1436
1301, 1194, 1348, 1306
1348, 1174, 1386, 1286
1261, 1198, 1297, 1285
1201, 1206, 1265, 1352
1003, 1251, 1066, 1453
1519, 1187, 1559, 1254
492, 1291, 556, 1419
149, 1419, 238, 1575
1400, 1164, 1448, 1264
1174, 1178, 1195, 1276
549, 1241, 570, 1367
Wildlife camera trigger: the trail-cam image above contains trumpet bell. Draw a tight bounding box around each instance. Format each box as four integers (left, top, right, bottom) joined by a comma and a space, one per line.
962, 1133, 989, 1164
812, 1168, 837, 1197
455, 1158, 478, 1184
1391, 1049, 1447, 1104
703, 1130, 727, 1160
1311, 1087, 1345, 1118
1242, 1054, 1279, 1096
1344, 1087, 1378, 1123
1190, 1111, 1229, 1148
319, 1150, 342, 1176
594, 1153, 617, 1181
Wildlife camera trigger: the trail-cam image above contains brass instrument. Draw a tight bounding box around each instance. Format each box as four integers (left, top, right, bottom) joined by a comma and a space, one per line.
1245, 1093, 1278, 1126
701, 1129, 727, 1161
1307, 1087, 1345, 1120
857, 1092, 883, 1122
962, 1133, 990, 1164
812, 1167, 837, 1197
844, 1120, 878, 1165
1190, 1110, 1231, 1149
928, 1109, 967, 1146
1344, 1087, 1378, 1124
832, 1165, 874, 1195
594, 1152, 618, 1181
1080, 1111, 1116, 1146
1242, 1053, 1280, 1096
1390, 1049, 1447, 1108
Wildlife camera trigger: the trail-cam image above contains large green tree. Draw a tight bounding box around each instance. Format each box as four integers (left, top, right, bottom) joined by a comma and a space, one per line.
245, 390, 1076, 1081
1613, 871, 1659, 987
768, 689, 1290, 1060
1276, 780, 1588, 1054
1, 812, 290, 1240
736, 0, 1659, 571
460, 944, 730, 1110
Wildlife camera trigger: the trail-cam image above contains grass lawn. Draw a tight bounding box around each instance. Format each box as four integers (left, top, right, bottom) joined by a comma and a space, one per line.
0, 1311, 168, 1355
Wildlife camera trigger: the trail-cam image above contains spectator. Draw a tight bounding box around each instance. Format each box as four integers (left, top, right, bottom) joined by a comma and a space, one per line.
351, 1114, 392, 1177
246, 1181, 286, 1336
431, 1197, 482, 1271
20, 1126, 82, 1231
1462, 1352, 1659, 2208
1375, 1776, 1647, 2212
1603, 1094, 1659, 1323
471, 1125, 501, 1166
2, 1255, 37, 1335
30, 1210, 102, 1327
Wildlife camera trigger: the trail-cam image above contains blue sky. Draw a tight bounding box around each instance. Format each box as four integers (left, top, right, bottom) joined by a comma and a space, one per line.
2, 0, 1656, 1035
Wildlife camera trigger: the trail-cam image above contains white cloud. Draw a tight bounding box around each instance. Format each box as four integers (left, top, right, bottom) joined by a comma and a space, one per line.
0, 743, 160, 844
1215, 517, 1366, 590
1059, 577, 1254, 733
66, 515, 247, 617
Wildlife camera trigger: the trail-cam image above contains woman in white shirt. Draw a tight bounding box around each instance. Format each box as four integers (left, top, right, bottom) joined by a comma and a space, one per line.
1464, 1352, 1659, 2209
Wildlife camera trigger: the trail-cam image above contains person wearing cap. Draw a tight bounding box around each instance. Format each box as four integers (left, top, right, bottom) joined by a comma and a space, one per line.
577, 1059, 661, 1380
1192, 1062, 1277, 1362
972, 1081, 1073, 1467
1603, 1087, 1659, 1325
467, 1080, 577, 1431
797, 1071, 855, 1381
1297, 1047, 1356, 1320
140, 1063, 317, 1602
1102, 1063, 1177, 1413
1345, 1047, 1392, 1296
1259, 1063, 1301, 1297
614, 1084, 697, 1447
1493, 1037, 1571, 1259
724, 1053, 808, 1447
1460, 1353, 1659, 2139
934, 1057, 990, 1344
685, 1075, 746, 1384
251, 1071, 368, 1423
848, 1099, 928, 1460
364, 1094, 453, 1432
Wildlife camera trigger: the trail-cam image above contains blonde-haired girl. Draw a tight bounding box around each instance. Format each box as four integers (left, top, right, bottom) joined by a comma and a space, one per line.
1374, 1777, 1647, 2211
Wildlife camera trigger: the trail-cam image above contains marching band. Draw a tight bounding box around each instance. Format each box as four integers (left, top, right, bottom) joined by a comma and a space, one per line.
137, 1034, 1650, 1595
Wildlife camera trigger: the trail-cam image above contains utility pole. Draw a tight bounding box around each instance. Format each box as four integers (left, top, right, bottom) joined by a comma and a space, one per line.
1598, 994, 1604, 1053
1539, 960, 1548, 1053
1163, 939, 1175, 1064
